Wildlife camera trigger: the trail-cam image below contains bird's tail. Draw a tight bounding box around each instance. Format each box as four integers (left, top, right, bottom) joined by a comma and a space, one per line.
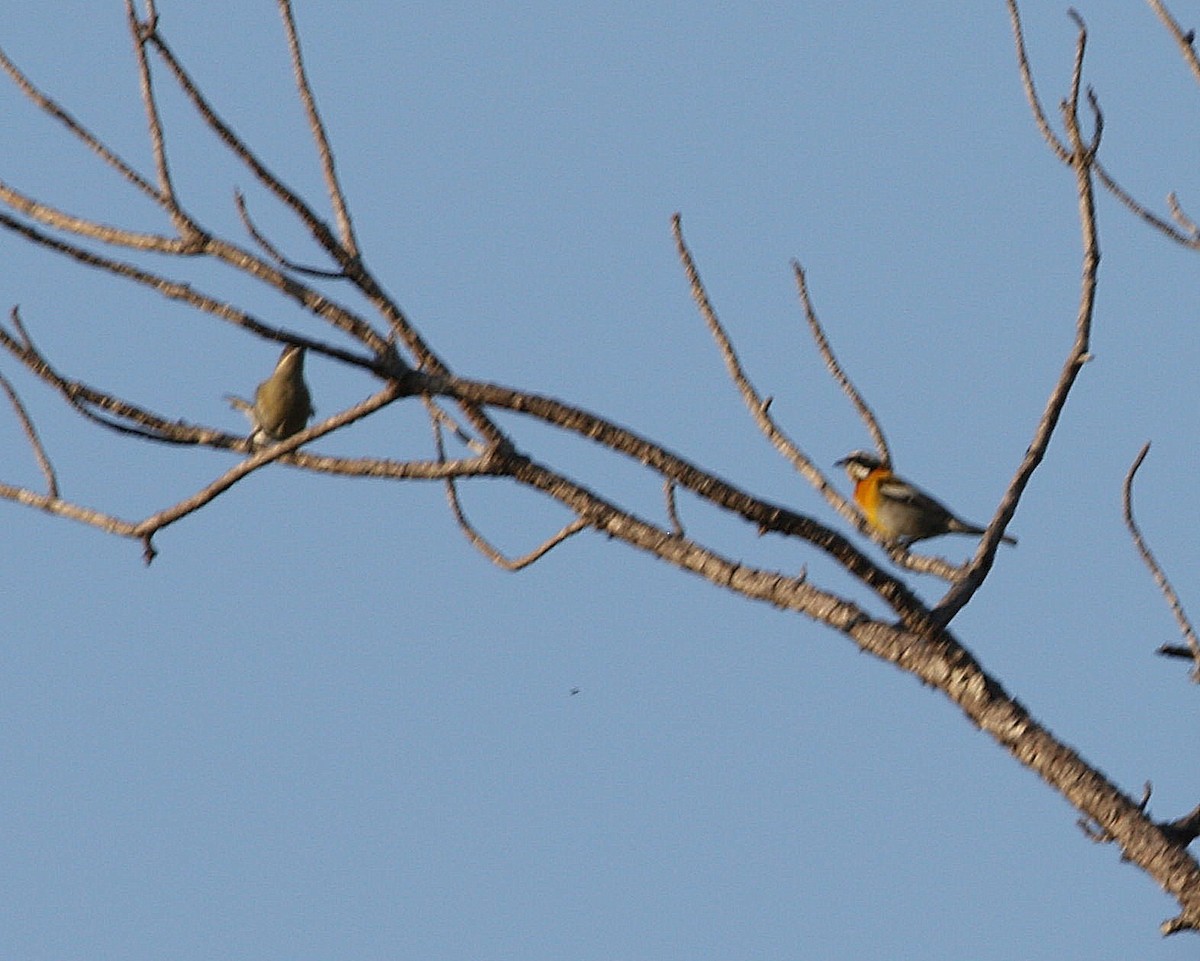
949, 518, 1018, 546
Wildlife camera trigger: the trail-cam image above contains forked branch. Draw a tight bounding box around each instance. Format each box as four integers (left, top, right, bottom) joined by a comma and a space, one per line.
934, 3, 1101, 624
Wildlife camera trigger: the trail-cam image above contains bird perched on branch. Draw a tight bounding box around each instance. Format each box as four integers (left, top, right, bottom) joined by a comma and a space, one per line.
226, 344, 314, 444
835, 450, 1016, 547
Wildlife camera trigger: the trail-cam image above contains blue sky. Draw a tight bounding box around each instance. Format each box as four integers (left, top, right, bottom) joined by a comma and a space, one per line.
2, 2, 1200, 958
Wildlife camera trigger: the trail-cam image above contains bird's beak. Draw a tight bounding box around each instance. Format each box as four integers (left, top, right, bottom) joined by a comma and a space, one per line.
277, 344, 305, 368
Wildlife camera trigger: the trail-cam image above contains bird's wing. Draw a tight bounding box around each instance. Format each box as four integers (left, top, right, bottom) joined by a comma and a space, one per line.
876, 475, 937, 508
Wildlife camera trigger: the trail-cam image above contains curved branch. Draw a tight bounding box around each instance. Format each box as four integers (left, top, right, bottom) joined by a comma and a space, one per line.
1122, 443, 1200, 677
937, 7, 1100, 624
235, 191, 348, 278
1005, 0, 1071, 163
1095, 161, 1200, 247
125, 0, 190, 235
432, 418, 586, 570
0, 369, 57, 497
664, 479, 684, 535
792, 261, 890, 464
1147, 0, 1200, 85
0, 45, 164, 206
276, 0, 359, 257
445, 477, 589, 571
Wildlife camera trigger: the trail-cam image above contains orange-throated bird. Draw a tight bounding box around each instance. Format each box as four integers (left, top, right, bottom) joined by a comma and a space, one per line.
835, 450, 1016, 547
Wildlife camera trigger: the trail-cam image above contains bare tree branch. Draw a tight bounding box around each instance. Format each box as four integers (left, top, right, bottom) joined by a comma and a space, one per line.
431, 419, 589, 570
276, 0, 359, 258
125, 0, 189, 234
0, 180, 189, 253
0, 368, 57, 497
791, 260, 890, 465
1084, 3, 1200, 249
1146, 0, 1200, 85
1122, 442, 1200, 678
674, 214, 964, 580
664, 479, 684, 536
936, 6, 1099, 625
137, 13, 507, 446
1166, 191, 1200, 236
0, 481, 141, 539
0, 45, 164, 205
145, 29, 351, 271
234, 190, 348, 279
1005, 0, 1071, 163
410, 370, 941, 612
1094, 161, 1200, 247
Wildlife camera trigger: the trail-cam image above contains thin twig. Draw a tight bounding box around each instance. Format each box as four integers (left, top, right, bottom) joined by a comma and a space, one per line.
234, 191, 347, 278
125, 0, 189, 232
664, 479, 684, 535
0, 481, 140, 539
1094, 161, 1200, 246
1167, 191, 1200, 236
793, 260, 890, 465
1006, 0, 1071, 163
276, 0, 359, 257
792, 262, 965, 576
0, 180, 193, 253
1123, 443, 1200, 677
1147, 0, 1200, 85
673, 215, 957, 579
1083, 87, 1103, 160
1066, 9, 1088, 122
0, 45, 164, 205
671, 221, 852, 523
433, 421, 587, 570
422, 396, 486, 454
9, 305, 34, 351
1159, 644, 1194, 660
0, 372, 58, 497
936, 7, 1100, 623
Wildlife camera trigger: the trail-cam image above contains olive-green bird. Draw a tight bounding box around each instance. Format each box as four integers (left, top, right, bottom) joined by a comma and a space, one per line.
226, 344, 315, 443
